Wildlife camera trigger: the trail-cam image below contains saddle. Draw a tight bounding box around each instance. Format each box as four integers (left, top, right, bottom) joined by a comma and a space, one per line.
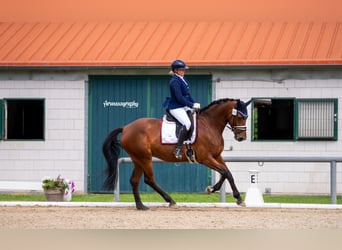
166, 110, 194, 137
161, 110, 197, 145
161, 110, 197, 163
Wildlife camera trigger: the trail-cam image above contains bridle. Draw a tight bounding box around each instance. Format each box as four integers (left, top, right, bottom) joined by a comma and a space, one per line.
226, 108, 248, 133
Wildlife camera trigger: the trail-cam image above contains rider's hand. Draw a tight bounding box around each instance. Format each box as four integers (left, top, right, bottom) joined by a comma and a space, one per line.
193, 103, 201, 109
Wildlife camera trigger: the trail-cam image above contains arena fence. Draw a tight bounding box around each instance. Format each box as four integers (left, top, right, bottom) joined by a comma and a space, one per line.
115, 156, 342, 204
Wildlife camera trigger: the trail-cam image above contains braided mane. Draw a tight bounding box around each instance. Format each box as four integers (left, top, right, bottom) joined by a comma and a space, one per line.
200, 98, 238, 113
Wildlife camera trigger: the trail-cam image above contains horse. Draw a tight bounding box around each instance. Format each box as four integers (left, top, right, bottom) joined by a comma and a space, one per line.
103, 98, 251, 210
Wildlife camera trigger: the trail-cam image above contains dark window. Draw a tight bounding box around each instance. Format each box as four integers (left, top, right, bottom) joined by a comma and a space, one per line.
253, 99, 294, 140
6, 99, 44, 140
0, 100, 4, 139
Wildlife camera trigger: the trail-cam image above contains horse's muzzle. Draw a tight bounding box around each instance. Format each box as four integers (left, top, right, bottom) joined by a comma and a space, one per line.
234, 130, 247, 141
235, 134, 246, 142
232, 126, 247, 142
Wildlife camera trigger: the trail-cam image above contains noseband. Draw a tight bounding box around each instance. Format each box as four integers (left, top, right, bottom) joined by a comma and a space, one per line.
226, 108, 248, 133
227, 124, 247, 132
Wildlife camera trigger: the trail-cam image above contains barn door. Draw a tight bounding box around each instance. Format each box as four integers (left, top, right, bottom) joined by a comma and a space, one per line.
88, 75, 211, 193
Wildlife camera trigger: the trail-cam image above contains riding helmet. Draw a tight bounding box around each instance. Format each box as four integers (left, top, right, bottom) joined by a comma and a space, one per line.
171, 59, 189, 71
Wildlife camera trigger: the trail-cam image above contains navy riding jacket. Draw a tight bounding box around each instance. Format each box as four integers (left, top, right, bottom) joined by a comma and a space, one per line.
164, 74, 195, 110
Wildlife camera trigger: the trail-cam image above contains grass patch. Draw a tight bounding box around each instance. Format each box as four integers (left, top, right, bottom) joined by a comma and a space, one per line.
0, 192, 341, 204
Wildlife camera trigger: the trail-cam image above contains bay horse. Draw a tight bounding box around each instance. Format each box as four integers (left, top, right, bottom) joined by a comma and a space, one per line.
103, 98, 251, 210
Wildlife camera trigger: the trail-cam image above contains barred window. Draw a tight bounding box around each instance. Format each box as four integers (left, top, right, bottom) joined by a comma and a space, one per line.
297, 99, 337, 140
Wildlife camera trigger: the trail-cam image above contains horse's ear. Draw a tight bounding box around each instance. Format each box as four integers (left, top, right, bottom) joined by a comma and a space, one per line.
245, 99, 252, 106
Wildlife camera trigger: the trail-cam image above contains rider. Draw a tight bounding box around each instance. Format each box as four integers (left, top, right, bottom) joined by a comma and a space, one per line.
164, 59, 201, 159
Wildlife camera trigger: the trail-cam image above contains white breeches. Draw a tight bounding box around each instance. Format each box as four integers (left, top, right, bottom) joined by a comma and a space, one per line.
169, 107, 192, 130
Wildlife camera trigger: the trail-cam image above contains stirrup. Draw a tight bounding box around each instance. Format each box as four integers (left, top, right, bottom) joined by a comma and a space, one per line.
173, 147, 182, 159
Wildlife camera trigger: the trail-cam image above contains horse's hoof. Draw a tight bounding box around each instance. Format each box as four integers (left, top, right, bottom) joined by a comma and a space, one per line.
136, 204, 150, 210
237, 200, 246, 207
169, 202, 178, 208
205, 186, 213, 194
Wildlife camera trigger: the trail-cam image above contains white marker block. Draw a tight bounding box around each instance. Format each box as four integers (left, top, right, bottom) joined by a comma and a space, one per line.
245, 169, 264, 207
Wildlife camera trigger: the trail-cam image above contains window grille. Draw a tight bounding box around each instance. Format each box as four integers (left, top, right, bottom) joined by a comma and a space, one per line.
297, 99, 337, 139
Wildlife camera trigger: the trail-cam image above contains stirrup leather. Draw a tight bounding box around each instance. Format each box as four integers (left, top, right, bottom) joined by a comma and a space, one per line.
185, 144, 197, 163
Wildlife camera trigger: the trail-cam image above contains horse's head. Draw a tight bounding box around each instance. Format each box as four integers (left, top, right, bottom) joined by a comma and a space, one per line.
228, 99, 252, 142
199, 98, 252, 141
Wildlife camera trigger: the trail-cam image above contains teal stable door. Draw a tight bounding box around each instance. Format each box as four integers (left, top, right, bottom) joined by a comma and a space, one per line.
88, 75, 211, 193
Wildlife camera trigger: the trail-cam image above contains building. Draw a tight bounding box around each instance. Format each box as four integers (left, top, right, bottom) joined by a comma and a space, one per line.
0, 20, 341, 195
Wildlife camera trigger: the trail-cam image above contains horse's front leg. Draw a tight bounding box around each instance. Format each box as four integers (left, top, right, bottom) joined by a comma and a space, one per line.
223, 167, 245, 206
202, 156, 245, 206
205, 174, 225, 194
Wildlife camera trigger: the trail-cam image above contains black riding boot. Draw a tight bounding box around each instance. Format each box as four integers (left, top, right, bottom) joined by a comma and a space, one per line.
173, 126, 188, 159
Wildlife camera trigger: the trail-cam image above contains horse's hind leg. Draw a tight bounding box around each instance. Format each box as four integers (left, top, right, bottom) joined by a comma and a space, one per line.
138, 158, 176, 207
144, 174, 177, 207
130, 167, 149, 210
130, 159, 176, 209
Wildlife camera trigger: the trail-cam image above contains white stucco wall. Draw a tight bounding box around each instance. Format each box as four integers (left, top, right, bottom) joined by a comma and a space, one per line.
214, 78, 342, 195
0, 80, 86, 193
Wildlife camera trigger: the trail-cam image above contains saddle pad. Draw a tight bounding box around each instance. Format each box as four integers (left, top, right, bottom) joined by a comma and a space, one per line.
161, 114, 197, 144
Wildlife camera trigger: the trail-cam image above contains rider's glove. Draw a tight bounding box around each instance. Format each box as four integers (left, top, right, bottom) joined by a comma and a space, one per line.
192, 103, 201, 109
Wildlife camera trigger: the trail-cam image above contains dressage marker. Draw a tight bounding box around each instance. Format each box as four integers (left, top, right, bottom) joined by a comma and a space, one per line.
245, 169, 264, 207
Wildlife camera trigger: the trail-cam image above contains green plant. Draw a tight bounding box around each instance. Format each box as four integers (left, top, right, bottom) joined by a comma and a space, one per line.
42, 175, 69, 192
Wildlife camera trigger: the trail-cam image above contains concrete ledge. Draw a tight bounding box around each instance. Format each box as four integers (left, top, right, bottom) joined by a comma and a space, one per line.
1, 201, 342, 209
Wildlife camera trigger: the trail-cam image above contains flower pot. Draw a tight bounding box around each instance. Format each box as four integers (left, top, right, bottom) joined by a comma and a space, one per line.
44, 188, 64, 202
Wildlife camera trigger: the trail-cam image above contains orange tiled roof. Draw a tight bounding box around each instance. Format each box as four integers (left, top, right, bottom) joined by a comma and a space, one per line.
0, 21, 341, 67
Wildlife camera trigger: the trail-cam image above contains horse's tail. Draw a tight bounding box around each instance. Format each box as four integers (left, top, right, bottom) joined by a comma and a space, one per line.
103, 127, 123, 191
